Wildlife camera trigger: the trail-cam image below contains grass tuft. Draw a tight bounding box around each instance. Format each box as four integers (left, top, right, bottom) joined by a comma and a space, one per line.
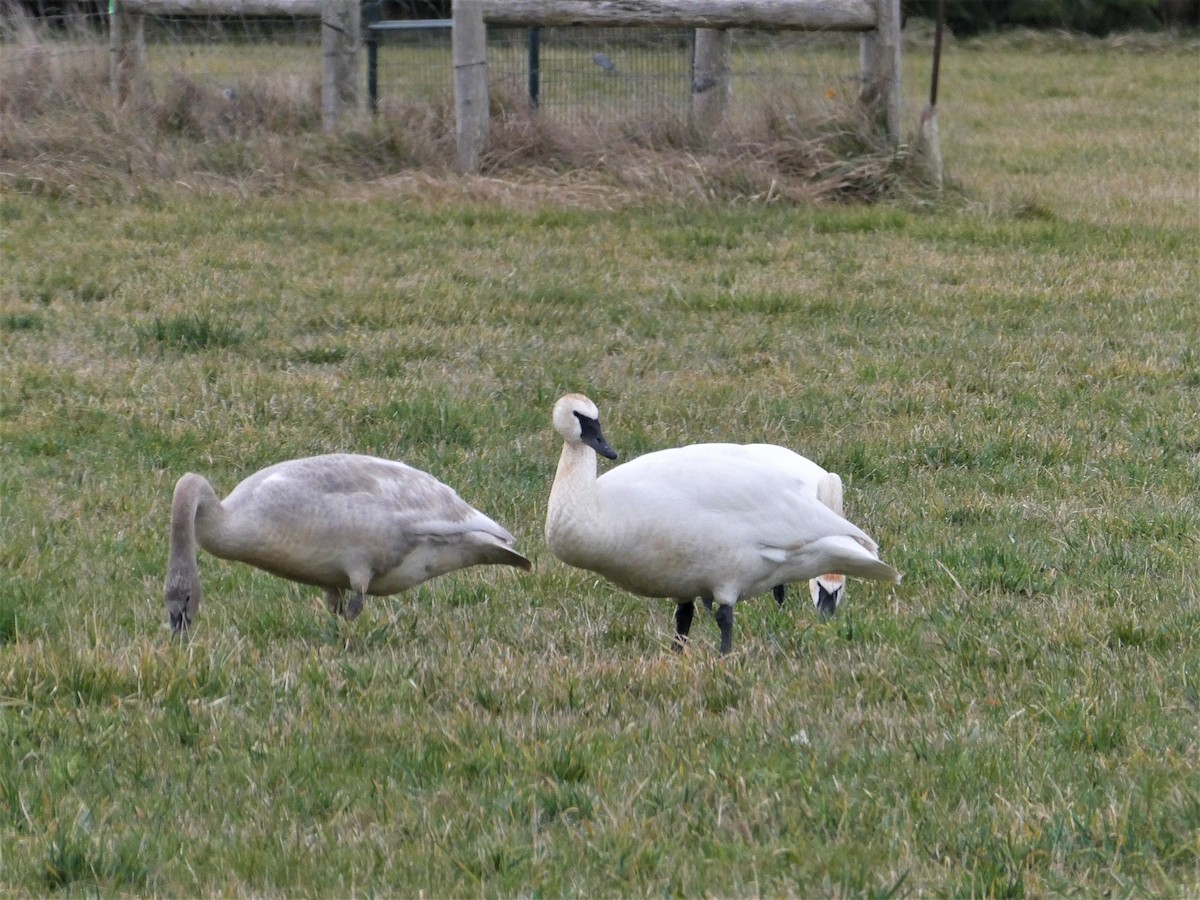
0, 590, 22, 645
0, 311, 44, 331
135, 313, 245, 352
43, 820, 151, 892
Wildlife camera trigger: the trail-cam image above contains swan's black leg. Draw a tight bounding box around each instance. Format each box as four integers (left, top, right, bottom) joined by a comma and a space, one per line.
773, 584, 786, 607
714, 604, 734, 655
323, 588, 344, 616
673, 601, 695, 652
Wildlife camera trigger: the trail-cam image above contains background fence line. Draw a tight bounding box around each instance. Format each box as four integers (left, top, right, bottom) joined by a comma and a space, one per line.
99, 0, 902, 159
455, 0, 902, 171
111, 0, 358, 129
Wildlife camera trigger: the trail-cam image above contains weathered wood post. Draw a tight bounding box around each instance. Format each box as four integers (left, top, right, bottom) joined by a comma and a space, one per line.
109, 0, 147, 105
859, 0, 902, 142
453, 0, 489, 173
691, 28, 731, 138
321, 0, 360, 131
483, 0, 875, 31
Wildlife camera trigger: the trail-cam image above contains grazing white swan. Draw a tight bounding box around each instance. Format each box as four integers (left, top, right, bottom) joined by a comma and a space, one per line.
165, 453, 531, 632
545, 394, 900, 654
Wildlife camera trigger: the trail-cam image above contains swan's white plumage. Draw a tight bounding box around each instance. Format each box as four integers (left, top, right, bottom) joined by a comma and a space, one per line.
166, 453, 530, 632
545, 394, 900, 653
730, 443, 850, 612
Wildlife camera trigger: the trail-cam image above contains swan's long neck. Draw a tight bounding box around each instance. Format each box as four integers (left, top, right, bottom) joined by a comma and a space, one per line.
546, 441, 601, 556
165, 473, 228, 631
168, 474, 223, 576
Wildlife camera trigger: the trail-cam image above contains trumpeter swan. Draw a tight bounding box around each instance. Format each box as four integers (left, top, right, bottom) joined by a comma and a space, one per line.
165, 453, 530, 632
545, 394, 900, 654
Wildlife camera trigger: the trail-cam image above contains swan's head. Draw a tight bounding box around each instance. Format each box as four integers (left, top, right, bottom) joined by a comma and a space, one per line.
809, 573, 845, 617
165, 569, 201, 634
553, 393, 618, 460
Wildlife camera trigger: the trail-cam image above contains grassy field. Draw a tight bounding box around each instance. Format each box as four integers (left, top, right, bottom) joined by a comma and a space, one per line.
1, 30, 1199, 897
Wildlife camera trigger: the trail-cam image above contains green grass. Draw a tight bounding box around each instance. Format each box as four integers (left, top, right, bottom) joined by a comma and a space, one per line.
135, 312, 246, 352
1, 33, 1198, 897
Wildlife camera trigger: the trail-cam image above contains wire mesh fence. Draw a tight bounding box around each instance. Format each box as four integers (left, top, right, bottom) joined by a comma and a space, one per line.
141, 14, 324, 106
502, 27, 697, 125
1, 4, 877, 177
0, 7, 324, 93
366, 23, 699, 124
3, 0, 1189, 113
4, 3, 868, 137
364, 18, 453, 115
367, 22, 865, 131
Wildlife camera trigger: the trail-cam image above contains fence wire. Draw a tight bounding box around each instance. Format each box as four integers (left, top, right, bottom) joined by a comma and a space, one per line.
370, 24, 864, 129
141, 15, 323, 92
4, 8, 864, 134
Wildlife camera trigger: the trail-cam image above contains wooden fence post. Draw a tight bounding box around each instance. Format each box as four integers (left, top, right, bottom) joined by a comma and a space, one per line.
859, 0, 901, 143
321, 0, 360, 131
691, 28, 731, 138
109, 0, 147, 106
453, 0, 488, 174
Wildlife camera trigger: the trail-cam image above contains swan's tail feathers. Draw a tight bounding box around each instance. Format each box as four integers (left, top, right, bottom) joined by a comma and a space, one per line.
850, 556, 902, 585
817, 472, 845, 517
809, 535, 901, 585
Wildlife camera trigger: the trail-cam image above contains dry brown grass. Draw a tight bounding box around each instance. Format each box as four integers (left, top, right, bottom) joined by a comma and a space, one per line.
478, 87, 920, 204
0, 12, 926, 205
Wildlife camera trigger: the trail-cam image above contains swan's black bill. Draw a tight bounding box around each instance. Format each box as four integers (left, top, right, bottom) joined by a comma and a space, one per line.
169, 611, 191, 633
575, 412, 618, 460
815, 582, 841, 618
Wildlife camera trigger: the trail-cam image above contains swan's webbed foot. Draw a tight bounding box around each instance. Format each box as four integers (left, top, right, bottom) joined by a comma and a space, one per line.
673, 600, 695, 652
714, 604, 734, 656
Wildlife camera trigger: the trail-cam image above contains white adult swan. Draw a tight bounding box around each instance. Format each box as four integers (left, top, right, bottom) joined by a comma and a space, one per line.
544, 394, 900, 654
165, 453, 531, 632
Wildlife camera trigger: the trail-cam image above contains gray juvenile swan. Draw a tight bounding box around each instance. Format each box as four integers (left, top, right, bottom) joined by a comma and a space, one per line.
544, 394, 901, 655
165, 453, 531, 632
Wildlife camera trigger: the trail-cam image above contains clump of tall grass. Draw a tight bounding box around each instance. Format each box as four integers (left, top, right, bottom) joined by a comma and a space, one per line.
135, 312, 244, 352
0, 8, 926, 203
